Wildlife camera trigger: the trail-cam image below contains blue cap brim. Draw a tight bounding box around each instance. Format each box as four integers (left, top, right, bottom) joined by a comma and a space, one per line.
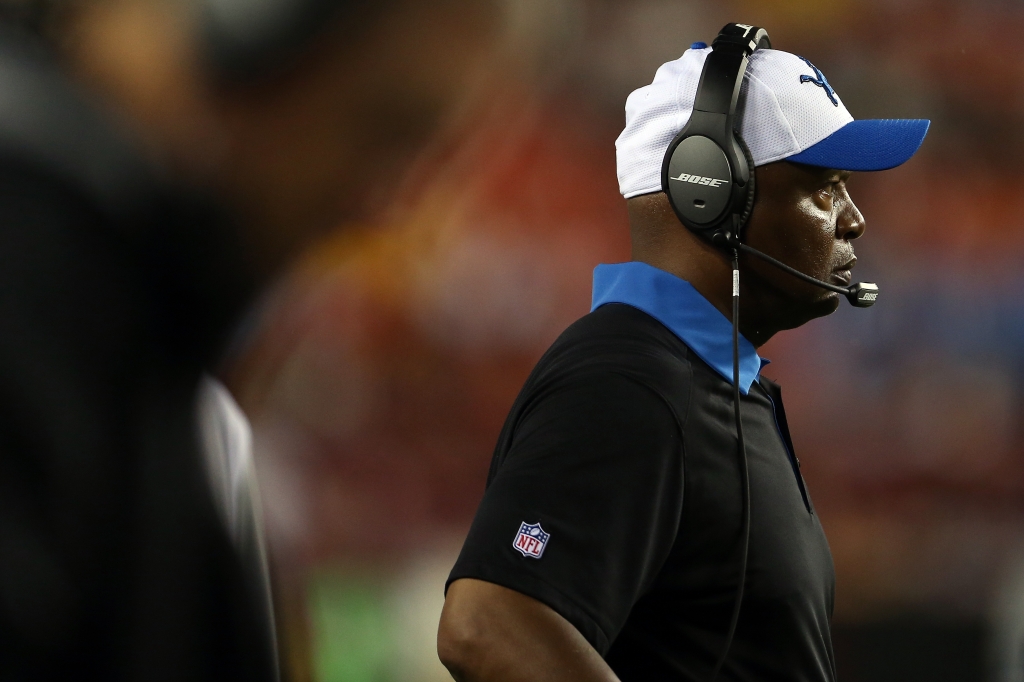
785, 119, 930, 171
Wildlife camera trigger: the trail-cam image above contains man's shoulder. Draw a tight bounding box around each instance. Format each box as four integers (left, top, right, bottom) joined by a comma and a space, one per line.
525, 303, 695, 398
551, 302, 688, 360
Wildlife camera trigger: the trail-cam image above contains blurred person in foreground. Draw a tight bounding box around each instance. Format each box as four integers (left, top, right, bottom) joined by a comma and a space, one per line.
0, 0, 496, 678
438, 34, 929, 682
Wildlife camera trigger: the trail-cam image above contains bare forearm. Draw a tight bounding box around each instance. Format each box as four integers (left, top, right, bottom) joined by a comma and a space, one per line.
438, 579, 620, 682
442, 625, 615, 682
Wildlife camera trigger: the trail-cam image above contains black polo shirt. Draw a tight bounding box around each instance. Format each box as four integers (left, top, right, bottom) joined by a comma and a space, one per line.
447, 262, 836, 682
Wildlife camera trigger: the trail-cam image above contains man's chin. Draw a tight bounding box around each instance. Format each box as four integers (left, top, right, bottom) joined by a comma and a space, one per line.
808, 292, 842, 320
777, 292, 842, 331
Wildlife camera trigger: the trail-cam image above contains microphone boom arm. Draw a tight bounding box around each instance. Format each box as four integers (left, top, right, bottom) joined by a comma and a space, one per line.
733, 242, 878, 308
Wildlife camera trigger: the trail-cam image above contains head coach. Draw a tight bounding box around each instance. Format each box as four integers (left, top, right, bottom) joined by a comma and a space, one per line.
437, 23, 930, 682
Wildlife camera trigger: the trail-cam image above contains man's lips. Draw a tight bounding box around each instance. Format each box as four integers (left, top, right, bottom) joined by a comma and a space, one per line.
831, 270, 852, 286
831, 259, 856, 287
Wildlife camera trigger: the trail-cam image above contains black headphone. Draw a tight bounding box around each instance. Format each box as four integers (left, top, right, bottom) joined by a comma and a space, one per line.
662, 23, 879, 308
662, 23, 770, 248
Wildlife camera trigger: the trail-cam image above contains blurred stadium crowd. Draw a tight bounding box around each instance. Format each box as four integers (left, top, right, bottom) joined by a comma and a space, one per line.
6, 0, 1024, 680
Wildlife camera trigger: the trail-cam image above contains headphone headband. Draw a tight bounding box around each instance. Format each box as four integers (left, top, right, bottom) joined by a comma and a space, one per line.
712, 23, 771, 53
693, 25, 771, 116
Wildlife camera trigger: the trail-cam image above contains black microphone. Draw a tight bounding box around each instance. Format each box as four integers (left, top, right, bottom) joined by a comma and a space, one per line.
733, 242, 878, 308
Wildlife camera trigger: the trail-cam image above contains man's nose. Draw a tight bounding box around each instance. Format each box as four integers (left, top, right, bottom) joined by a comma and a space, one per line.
837, 195, 866, 241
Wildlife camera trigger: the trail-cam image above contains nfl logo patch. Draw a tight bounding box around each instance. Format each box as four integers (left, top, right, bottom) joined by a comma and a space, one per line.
513, 522, 550, 559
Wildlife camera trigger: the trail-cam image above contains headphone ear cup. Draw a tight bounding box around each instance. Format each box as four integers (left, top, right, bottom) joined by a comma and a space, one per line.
735, 132, 757, 237
663, 133, 736, 235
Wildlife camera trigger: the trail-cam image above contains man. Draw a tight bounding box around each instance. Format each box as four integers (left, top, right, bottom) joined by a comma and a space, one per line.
0, 0, 496, 678
437, 37, 929, 681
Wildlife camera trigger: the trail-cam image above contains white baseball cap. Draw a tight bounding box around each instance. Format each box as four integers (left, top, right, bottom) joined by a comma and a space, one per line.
615, 43, 930, 199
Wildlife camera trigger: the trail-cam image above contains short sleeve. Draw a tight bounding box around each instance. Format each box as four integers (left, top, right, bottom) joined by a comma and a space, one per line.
447, 370, 684, 654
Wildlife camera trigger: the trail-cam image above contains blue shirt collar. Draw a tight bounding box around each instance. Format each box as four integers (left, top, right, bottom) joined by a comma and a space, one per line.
591, 262, 767, 394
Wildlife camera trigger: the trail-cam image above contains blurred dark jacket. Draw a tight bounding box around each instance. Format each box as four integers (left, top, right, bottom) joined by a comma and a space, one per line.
0, 23, 277, 680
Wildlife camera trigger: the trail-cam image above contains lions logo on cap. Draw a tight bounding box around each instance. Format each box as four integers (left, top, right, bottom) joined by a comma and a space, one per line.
798, 56, 838, 107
